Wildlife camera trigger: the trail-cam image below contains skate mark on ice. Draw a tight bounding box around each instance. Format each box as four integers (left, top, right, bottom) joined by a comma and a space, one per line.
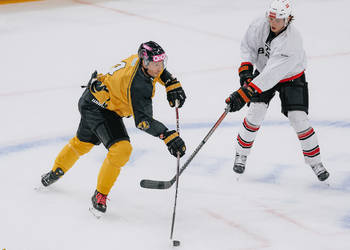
34, 185, 49, 192
310, 176, 350, 193
202, 208, 270, 250
337, 176, 350, 192
255, 164, 292, 184
340, 212, 350, 229
188, 156, 231, 175
73, 0, 238, 42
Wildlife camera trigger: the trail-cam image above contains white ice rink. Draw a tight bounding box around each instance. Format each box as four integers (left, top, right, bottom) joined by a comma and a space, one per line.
1, 0, 350, 249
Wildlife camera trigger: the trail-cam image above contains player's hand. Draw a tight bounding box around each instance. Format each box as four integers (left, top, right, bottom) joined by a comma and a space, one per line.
166, 80, 186, 108
160, 130, 186, 158
225, 86, 254, 112
238, 62, 253, 87
160, 69, 186, 108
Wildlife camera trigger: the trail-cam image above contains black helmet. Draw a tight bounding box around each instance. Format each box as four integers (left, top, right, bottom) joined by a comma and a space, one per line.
138, 41, 167, 65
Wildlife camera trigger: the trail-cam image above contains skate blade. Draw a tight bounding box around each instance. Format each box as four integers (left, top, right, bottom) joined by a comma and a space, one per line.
89, 207, 104, 219
234, 174, 244, 182
34, 185, 48, 192
322, 180, 330, 187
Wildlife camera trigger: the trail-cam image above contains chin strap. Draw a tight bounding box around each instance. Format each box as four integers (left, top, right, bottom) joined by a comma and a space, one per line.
284, 15, 292, 27
141, 64, 152, 78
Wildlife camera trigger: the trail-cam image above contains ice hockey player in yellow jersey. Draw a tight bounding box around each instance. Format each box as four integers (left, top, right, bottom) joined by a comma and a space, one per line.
40, 41, 187, 215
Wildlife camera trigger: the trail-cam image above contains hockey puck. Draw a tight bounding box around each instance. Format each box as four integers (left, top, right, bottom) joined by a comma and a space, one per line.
173, 240, 180, 247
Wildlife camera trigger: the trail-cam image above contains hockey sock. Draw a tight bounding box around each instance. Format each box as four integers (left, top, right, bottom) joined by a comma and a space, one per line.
288, 111, 321, 165
235, 102, 268, 155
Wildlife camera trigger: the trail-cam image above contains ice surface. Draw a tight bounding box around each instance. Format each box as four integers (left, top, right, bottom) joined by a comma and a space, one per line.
1, 0, 349, 249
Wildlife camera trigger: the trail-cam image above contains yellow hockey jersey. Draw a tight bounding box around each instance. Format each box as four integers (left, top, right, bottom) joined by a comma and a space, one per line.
87, 54, 169, 137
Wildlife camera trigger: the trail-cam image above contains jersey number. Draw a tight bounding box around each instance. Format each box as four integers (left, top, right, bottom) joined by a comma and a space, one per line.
108, 61, 126, 76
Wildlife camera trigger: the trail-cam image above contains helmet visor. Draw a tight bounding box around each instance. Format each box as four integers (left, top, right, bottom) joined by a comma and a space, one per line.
146, 54, 168, 68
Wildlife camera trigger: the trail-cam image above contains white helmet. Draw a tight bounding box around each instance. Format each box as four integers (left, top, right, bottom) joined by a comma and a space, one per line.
267, 0, 292, 19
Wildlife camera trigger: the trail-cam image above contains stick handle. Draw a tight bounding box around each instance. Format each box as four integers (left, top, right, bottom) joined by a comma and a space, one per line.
170, 100, 181, 240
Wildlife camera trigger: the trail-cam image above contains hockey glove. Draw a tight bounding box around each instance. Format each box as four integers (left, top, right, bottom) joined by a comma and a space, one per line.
225, 86, 255, 112
81, 70, 98, 88
160, 69, 186, 108
238, 62, 254, 87
160, 130, 186, 158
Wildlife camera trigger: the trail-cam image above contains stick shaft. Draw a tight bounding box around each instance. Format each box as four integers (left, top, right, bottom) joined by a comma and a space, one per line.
170, 102, 180, 239
140, 104, 230, 189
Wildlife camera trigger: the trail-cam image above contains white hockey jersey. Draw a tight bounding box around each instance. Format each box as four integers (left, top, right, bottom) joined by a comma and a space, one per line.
241, 17, 307, 93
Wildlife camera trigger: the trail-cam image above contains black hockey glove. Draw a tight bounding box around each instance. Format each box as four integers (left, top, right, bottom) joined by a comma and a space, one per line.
238, 62, 254, 87
81, 70, 98, 88
160, 130, 186, 158
85, 70, 109, 94
225, 86, 255, 112
160, 69, 186, 108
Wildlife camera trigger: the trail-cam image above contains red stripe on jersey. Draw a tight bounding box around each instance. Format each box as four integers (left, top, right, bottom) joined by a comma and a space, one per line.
298, 128, 314, 140
303, 147, 320, 157
248, 82, 262, 93
279, 71, 305, 83
243, 72, 304, 94
243, 118, 259, 132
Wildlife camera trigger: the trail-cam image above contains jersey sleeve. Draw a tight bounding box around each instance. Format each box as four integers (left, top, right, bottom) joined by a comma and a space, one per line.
154, 69, 166, 86
249, 52, 299, 92
154, 68, 174, 86
130, 80, 168, 137
240, 22, 259, 64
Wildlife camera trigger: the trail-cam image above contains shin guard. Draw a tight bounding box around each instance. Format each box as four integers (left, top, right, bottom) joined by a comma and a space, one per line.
97, 140, 132, 195
53, 136, 94, 173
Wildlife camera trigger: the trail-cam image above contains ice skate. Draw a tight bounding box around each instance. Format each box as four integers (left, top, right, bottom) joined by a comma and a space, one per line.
310, 163, 329, 181
233, 153, 247, 174
90, 190, 108, 218
41, 168, 64, 187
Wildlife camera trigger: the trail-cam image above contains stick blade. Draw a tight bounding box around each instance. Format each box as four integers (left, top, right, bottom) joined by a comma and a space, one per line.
140, 179, 173, 189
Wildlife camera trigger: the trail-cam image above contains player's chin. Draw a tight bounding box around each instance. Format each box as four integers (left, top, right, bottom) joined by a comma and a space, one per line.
152, 71, 161, 77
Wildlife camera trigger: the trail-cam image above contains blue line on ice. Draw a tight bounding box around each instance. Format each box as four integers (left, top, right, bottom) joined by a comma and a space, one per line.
0, 136, 71, 156
0, 120, 349, 157
341, 213, 350, 229
338, 177, 350, 191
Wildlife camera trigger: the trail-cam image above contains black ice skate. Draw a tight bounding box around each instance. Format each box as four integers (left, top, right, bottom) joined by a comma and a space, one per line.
233, 153, 247, 174
311, 163, 329, 181
91, 190, 108, 213
41, 168, 64, 187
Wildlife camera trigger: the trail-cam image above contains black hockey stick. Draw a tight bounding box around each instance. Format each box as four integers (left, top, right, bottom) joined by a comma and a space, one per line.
170, 101, 180, 242
140, 104, 231, 189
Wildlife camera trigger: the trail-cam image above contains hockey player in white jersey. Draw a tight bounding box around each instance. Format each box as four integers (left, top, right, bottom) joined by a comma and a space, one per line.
225, 0, 329, 181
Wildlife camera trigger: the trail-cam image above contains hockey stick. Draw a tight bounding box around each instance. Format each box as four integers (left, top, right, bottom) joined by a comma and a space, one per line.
140, 104, 231, 189
170, 100, 180, 242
